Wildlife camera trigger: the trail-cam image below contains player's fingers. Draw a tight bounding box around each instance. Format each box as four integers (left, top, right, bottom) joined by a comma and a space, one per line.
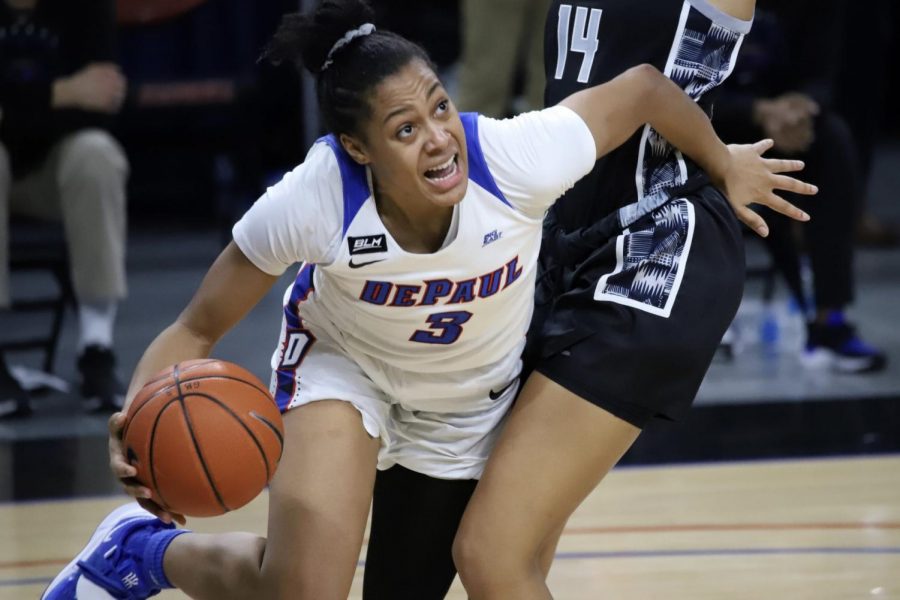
752, 138, 775, 155
763, 158, 805, 173
108, 412, 126, 438
119, 478, 152, 500
771, 173, 818, 196
109, 451, 137, 479
136, 498, 178, 525
736, 206, 769, 238
761, 192, 810, 222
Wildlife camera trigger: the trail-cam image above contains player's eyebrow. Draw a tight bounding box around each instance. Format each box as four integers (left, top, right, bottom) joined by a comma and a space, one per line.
383, 81, 442, 125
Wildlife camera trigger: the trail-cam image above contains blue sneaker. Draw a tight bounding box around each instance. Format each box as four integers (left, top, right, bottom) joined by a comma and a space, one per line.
802, 313, 887, 374
41, 503, 179, 600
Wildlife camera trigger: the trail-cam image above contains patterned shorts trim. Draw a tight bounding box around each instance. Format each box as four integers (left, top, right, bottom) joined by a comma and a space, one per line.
593, 197, 696, 318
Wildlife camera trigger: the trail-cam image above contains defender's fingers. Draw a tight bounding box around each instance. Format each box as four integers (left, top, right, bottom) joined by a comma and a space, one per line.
752, 139, 775, 155
736, 206, 769, 237
762, 193, 810, 222
764, 158, 805, 173
771, 174, 818, 195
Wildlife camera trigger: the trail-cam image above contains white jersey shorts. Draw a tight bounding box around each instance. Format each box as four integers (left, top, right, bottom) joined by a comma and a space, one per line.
269, 288, 519, 480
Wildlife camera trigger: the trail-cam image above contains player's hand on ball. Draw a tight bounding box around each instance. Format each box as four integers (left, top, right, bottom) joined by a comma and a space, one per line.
719, 139, 817, 237
108, 412, 186, 526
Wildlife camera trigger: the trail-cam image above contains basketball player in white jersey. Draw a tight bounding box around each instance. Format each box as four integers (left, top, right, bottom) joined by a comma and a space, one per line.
42, 0, 815, 598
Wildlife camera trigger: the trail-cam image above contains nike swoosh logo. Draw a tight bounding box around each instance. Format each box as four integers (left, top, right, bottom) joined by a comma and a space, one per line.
349, 258, 387, 269
489, 378, 518, 400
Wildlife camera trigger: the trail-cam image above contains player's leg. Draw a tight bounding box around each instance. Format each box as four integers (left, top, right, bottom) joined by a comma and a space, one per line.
161, 324, 388, 599
456, 188, 745, 598
454, 372, 640, 600
165, 400, 380, 599
43, 400, 379, 600
536, 522, 566, 578
364, 385, 514, 598
363, 465, 477, 599
44, 316, 386, 600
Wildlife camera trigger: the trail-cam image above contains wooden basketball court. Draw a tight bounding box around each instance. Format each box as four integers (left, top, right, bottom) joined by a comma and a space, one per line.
2, 455, 897, 599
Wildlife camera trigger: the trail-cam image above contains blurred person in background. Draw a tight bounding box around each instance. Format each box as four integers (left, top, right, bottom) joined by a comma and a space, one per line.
835, 0, 898, 248
0, 0, 129, 416
714, 0, 887, 373
455, 0, 552, 117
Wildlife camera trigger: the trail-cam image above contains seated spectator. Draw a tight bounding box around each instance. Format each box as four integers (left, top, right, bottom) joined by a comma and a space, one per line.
714, 0, 886, 373
455, 0, 550, 117
0, 0, 129, 415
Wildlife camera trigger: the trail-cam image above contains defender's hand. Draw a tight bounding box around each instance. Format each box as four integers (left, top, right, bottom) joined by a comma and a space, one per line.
719, 139, 818, 237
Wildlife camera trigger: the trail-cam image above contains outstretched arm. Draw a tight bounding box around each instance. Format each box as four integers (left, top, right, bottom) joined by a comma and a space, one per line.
560, 64, 816, 237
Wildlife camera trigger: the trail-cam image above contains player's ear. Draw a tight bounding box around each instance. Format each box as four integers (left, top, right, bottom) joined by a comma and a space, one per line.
340, 134, 371, 166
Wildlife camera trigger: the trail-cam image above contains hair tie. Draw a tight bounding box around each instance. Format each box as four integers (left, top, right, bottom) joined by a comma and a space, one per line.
321, 23, 376, 71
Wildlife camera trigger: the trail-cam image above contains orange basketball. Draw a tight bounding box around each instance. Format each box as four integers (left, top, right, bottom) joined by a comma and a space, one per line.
122, 359, 284, 517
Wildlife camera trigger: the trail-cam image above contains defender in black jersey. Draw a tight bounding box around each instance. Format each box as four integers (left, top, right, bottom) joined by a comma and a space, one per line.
454, 1, 814, 597
531, 0, 754, 425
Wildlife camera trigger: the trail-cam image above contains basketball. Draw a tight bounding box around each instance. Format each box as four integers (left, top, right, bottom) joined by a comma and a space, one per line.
122, 359, 284, 517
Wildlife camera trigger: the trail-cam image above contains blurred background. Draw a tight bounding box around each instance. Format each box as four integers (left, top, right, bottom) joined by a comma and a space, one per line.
1, 0, 898, 501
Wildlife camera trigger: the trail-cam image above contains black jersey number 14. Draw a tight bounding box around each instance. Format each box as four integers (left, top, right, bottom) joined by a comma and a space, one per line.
553, 4, 603, 83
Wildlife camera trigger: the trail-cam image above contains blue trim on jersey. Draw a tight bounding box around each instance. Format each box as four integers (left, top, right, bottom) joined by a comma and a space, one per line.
321, 136, 371, 236
275, 264, 316, 412
460, 112, 511, 208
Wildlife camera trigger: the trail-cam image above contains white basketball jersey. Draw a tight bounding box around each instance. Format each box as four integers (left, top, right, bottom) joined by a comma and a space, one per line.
233, 106, 596, 413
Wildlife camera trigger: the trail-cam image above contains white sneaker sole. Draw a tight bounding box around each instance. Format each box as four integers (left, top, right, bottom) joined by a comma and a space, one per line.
41, 503, 153, 599
801, 347, 876, 373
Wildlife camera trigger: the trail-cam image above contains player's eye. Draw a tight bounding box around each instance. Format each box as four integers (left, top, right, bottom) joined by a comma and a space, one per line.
435, 99, 449, 116
397, 124, 415, 139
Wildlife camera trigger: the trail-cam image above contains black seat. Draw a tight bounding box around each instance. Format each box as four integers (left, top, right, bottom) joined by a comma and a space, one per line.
1, 218, 74, 373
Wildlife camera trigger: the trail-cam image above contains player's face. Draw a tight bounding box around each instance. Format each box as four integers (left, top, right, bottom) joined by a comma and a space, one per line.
348, 60, 468, 209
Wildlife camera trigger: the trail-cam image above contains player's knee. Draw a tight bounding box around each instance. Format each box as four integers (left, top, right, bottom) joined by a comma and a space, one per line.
453, 527, 512, 589
455, 538, 539, 598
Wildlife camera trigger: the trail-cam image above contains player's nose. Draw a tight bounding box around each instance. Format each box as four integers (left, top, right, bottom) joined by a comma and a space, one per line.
423, 122, 451, 153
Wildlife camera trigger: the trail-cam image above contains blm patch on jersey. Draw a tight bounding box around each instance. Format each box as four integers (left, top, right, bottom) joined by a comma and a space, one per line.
348, 234, 387, 255
593, 199, 695, 318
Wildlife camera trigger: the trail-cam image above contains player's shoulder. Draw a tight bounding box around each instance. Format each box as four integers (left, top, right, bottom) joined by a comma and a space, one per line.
272, 138, 351, 205
472, 107, 584, 147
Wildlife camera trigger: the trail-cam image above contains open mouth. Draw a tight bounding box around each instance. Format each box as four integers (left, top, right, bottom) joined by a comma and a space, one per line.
424, 154, 459, 183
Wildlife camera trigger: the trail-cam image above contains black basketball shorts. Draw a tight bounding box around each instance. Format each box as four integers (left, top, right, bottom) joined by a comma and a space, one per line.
528, 179, 745, 428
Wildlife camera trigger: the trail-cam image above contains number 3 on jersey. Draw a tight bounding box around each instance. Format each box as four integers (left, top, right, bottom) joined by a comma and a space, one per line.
554, 4, 603, 83
411, 311, 473, 345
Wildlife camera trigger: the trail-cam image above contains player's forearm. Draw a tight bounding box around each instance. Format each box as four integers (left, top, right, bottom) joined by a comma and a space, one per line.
124, 322, 215, 408
124, 242, 279, 407
637, 66, 732, 188
561, 64, 732, 186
